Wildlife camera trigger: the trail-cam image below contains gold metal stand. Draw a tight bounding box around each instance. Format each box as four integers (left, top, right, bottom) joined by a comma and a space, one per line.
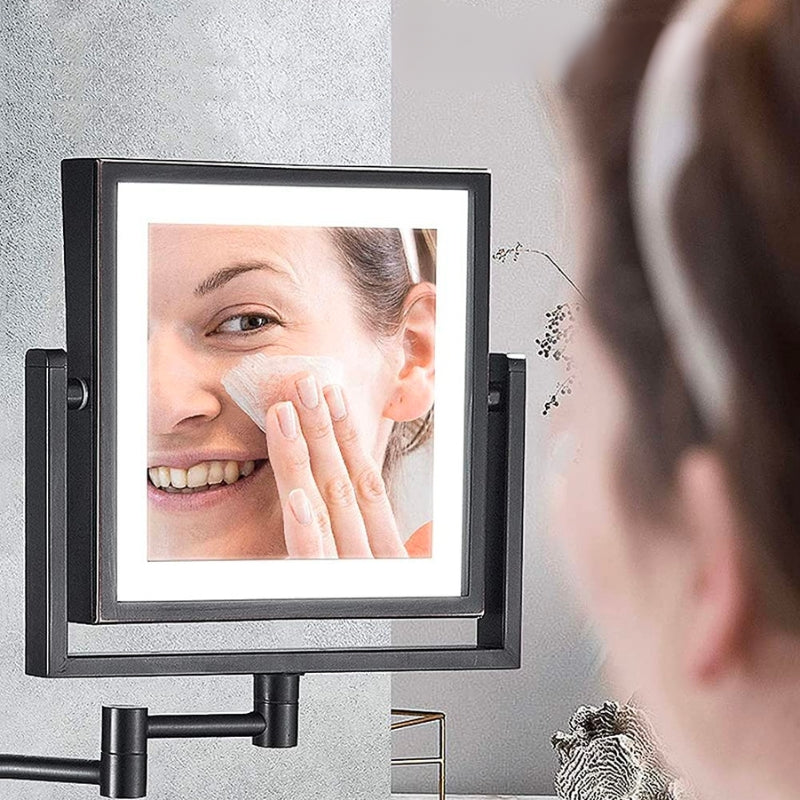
391, 709, 446, 800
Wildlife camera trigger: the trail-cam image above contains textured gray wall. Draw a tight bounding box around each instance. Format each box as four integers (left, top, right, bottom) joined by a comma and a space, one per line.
391, 1, 612, 795
1, 2, 392, 798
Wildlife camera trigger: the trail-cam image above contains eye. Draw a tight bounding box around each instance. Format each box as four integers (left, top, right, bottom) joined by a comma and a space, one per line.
213, 313, 279, 335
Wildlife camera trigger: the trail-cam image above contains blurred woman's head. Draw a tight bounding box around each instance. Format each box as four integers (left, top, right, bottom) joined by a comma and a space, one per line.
148, 225, 436, 559
551, 0, 800, 796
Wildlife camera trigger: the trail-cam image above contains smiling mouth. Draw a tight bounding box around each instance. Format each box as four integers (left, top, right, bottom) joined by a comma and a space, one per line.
147, 459, 269, 494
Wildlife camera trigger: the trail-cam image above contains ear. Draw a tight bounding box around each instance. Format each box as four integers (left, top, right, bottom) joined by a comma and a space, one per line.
676, 447, 752, 685
382, 282, 436, 422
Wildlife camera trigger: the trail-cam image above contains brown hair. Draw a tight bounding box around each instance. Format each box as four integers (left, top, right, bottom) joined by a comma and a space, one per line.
562, 0, 800, 622
326, 227, 436, 481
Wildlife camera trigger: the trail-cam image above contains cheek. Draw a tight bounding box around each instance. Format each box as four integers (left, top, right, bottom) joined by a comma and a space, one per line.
548, 321, 673, 696
285, 328, 392, 455
338, 350, 393, 445
298, 284, 395, 441
548, 415, 653, 693
551, 438, 625, 617
553, 464, 643, 692
559, 447, 675, 700
547, 365, 624, 614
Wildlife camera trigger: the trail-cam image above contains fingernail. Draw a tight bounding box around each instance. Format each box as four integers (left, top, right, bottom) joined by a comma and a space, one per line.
288, 488, 313, 526
296, 374, 319, 409
277, 402, 298, 439
326, 385, 346, 421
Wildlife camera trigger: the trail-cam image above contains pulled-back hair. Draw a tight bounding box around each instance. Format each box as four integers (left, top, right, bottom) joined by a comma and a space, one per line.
562, 0, 800, 625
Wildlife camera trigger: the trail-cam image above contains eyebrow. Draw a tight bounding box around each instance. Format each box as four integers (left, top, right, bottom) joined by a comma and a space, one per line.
193, 260, 295, 297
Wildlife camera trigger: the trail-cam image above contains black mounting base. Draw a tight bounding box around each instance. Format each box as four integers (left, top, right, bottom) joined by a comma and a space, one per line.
0, 674, 300, 798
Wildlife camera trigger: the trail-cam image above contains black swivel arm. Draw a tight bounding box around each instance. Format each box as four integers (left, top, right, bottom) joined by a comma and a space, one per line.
0, 673, 300, 798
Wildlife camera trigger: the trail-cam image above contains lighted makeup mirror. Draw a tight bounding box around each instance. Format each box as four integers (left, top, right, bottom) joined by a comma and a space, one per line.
18, 158, 525, 797
50, 158, 521, 626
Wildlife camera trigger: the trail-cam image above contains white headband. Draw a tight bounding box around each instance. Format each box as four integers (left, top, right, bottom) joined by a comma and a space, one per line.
400, 228, 421, 283
631, 0, 735, 434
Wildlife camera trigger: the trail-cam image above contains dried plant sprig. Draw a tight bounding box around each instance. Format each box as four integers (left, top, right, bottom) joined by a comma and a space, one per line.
493, 242, 587, 302
491, 243, 585, 416
536, 302, 580, 361
542, 375, 576, 416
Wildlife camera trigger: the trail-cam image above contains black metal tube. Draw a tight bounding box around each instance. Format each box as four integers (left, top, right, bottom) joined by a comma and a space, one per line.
0, 755, 100, 785
253, 674, 300, 748
148, 712, 265, 739
100, 707, 148, 799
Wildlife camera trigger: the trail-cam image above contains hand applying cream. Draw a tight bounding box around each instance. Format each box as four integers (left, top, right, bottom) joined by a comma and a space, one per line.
222, 355, 421, 558
221, 353, 346, 432
263, 373, 411, 558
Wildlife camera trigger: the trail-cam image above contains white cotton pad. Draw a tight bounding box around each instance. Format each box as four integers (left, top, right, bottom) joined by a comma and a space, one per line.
221, 353, 346, 432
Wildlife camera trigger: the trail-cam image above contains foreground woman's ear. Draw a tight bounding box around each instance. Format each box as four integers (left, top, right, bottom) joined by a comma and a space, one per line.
383, 282, 436, 422
676, 447, 753, 684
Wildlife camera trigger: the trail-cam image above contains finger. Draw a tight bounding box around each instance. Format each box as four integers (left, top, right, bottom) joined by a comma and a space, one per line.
265, 400, 338, 558
283, 488, 325, 558
322, 384, 408, 558
292, 373, 372, 558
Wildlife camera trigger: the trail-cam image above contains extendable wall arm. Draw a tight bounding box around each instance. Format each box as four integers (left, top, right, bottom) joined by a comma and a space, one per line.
0, 674, 299, 798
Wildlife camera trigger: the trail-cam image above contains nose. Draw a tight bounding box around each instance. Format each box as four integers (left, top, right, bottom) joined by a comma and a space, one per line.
149, 327, 223, 435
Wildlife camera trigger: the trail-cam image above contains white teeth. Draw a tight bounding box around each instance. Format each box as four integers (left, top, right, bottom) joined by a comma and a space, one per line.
207, 462, 224, 485
223, 461, 240, 484
148, 459, 262, 490
186, 463, 209, 488
169, 467, 187, 488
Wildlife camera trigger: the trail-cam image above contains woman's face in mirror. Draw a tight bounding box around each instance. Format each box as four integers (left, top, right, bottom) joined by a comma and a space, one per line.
147, 224, 399, 559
